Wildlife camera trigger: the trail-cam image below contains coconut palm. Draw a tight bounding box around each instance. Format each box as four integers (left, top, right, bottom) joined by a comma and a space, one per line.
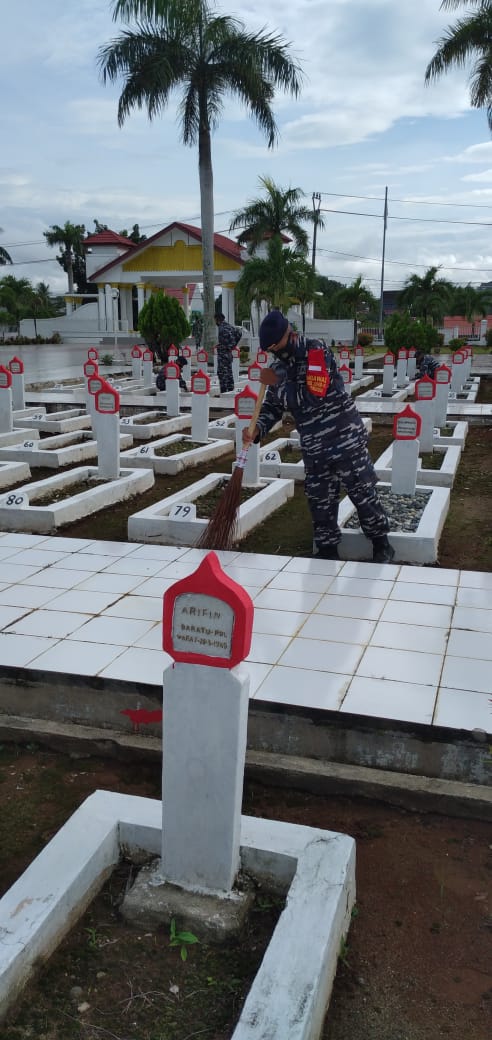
0, 228, 12, 266
43, 221, 86, 294
237, 237, 304, 312
425, 1, 492, 130
449, 283, 492, 325
98, 0, 302, 356
399, 266, 453, 324
229, 176, 321, 256
331, 276, 378, 347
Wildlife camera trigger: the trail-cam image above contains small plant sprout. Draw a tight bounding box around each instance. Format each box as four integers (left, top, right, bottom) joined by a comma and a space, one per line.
169, 918, 199, 961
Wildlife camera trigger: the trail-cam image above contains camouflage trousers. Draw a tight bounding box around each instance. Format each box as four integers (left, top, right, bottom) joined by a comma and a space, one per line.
303, 446, 390, 551
217, 349, 234, 393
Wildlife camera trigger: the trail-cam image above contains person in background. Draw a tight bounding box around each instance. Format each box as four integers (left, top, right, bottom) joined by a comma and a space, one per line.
191, 315, 203, 348
415, 350, 439, 379
214, 312, 242, 393
242, 309, 395, 563
156, 355, 188, 392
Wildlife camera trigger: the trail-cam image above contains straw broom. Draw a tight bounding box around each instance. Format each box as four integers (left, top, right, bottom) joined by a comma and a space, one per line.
196, 383, 267, 551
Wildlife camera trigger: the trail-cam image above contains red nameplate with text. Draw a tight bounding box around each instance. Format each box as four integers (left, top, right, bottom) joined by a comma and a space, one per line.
306, 347, 330, 397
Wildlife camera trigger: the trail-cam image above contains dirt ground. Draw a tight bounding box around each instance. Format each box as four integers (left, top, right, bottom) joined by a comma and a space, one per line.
1, 746, 491, 1040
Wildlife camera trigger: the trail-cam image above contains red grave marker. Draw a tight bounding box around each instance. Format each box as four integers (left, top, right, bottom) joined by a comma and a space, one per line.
162, 551, 253, 668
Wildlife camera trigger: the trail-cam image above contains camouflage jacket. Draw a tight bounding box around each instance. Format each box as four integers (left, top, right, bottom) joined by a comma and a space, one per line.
256, 338, 369, 463
216, 321, 242, 351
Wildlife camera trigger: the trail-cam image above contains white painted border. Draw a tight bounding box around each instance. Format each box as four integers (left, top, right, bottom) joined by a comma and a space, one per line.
0, 790, 356, 1040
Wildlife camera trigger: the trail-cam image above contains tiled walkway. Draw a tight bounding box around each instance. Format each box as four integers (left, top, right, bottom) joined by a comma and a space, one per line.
0, 532, 490, 735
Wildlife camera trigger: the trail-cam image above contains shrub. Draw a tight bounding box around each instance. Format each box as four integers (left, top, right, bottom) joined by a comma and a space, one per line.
485, 328, 492, 348
384, 313, 440, 353
100, 353, 114, 366
447, 336, 468, 352
138, 292, 190, 364
357, 332, 373, 347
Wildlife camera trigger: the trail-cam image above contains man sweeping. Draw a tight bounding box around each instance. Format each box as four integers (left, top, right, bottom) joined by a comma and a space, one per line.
242, 310, 395, 562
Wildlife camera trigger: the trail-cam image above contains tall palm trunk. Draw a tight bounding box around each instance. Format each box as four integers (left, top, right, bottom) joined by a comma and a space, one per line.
66, 252, 74, 295
198, 113, 216, 361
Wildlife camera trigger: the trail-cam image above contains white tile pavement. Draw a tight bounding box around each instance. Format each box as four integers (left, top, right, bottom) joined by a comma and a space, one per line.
0, 534, 490, 736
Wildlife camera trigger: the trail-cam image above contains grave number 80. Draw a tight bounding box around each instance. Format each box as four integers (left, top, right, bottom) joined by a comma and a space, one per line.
4, 493, 28, 508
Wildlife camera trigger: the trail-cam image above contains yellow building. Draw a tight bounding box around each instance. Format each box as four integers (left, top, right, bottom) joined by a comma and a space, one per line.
82, 222, 246, 335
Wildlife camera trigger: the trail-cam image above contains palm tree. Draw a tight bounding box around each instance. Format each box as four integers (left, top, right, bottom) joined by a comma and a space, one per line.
229, 175, 321, 256
43, 221, 86, 294
237, 237, 305, 312
0, 228, 12, 266
448, 282, 492, 334
98, 0, 302, 356
0, 275, 35, 332
399, 266, 453, 324
332, 276, 378, 347
425, 1, 492, 131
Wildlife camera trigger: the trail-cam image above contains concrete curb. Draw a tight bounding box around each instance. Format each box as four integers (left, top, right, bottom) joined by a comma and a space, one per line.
1, 714, 490, 821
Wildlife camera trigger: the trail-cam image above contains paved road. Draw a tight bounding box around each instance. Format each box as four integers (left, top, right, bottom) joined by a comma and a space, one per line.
0, 343, 130, 382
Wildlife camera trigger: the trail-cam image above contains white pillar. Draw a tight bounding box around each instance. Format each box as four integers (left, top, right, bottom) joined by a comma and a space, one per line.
105, 284, 114, 333
391, 440, 419, 496
182, 285, 190, 319
414, 399, 435, 452
161, 662, 249, 894
382, 359, 394, 396
136, 283, 145, 316
222, 283, 236, 324
10, 372, 25, 411
97, 287, 106, 331
235, 418, 260, 485
165, 372, 180, 417
191, 393, 210, 441
96, 410, 120, 480
396, 351, 407, 388
0, 384, 13, 433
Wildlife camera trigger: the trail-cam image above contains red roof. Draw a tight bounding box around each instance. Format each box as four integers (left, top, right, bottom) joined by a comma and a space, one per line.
84, 230, 136, 248
90, 222, 243, 279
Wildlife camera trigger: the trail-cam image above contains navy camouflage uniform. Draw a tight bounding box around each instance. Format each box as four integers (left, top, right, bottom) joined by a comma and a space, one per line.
215, 318, 242, 393
255, 337, 390, 554
416, 354, 439, 379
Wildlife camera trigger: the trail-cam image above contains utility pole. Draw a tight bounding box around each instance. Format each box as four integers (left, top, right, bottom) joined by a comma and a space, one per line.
378, 186, 388, 342
311, 192, 322, 271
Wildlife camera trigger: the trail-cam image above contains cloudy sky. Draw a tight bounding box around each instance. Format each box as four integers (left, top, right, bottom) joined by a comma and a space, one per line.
1, 0, 492, 297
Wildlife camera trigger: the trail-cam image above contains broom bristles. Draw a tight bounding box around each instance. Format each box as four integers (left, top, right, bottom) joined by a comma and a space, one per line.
196, 466, 244, 551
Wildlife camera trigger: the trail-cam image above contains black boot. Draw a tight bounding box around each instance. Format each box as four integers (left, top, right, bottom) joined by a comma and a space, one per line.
314, 545, 340, 560
372, 535, 395, 563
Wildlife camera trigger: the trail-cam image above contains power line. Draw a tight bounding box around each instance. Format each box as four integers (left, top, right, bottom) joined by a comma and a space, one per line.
319, 190, 492, 211
316, 248, 492, 280
320, 206, 492, 228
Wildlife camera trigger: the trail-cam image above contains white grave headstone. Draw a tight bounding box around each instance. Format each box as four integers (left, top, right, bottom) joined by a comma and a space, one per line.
191, 369, 210, 441
391, 405, 421, 495
382, 352, 395, 396
164, 362, 180, 417
161, 552, 253, 894
235, 387, 260, 485
0, 366, 13, 434
95, 382, 120, 479
9, 357, 25, 411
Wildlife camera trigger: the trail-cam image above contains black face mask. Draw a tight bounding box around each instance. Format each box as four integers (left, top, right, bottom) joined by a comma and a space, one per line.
269, 334, 296, 364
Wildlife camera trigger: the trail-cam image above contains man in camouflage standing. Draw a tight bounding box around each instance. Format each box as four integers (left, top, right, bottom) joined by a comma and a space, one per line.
214, 312, 242, 393
242, 309, 394, 563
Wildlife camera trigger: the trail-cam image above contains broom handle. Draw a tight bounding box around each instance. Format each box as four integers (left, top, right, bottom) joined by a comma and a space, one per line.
234, 382, 267, 471
247, 381, 267, 437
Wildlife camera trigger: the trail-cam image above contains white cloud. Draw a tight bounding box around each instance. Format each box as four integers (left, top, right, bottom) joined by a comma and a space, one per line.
1, 0, 492, 293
